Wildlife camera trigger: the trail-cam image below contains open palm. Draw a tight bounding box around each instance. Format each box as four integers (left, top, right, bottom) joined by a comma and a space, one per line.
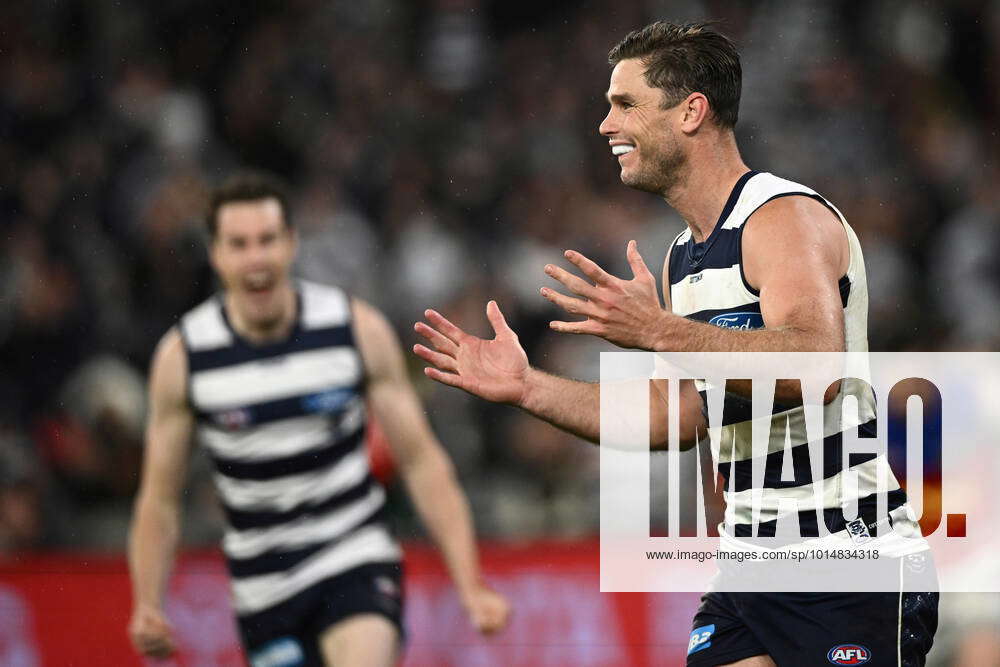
413, 301, 529, 405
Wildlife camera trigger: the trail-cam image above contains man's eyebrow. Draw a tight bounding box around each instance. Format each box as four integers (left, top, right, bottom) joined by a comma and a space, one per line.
606, 92, 634, 104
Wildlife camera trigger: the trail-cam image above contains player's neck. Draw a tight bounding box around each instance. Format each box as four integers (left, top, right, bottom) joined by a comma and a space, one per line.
664, 137, 748, 243
225, 284, 297, 345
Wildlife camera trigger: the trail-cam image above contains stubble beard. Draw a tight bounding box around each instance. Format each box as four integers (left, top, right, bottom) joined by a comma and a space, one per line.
621, 134, 686, 197
233, 281, 294, 337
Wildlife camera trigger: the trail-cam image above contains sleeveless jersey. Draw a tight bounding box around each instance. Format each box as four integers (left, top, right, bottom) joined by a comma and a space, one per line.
666, 171, 921, 548
179, 280, 400, 616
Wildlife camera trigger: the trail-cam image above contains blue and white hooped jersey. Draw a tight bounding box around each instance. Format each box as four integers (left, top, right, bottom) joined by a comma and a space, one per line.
179, 280, 400, 616
665, 171, 921, 547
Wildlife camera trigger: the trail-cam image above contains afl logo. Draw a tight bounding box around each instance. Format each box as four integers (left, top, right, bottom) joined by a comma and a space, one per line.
828, 644, 871, 665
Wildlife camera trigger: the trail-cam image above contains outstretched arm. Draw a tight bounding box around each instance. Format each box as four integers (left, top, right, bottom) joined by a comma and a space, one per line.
354, 299, 509, 635
127, 328, 194, 659
414, 301, 706, 448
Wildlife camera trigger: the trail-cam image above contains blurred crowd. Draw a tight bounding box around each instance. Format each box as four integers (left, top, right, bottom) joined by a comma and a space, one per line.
1, 0, 998, 586
2, 0, 998, 663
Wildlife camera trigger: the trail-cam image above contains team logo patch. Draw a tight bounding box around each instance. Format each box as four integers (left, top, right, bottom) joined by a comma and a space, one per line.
374, 575, 399, 598
250, 636, 305, 667
301, 388, 354, 414
827, 644, 871, 664
708, 312, 764, 330
846, 518, 872, 545
213, 407, 252, 430
687, 624, 714, 656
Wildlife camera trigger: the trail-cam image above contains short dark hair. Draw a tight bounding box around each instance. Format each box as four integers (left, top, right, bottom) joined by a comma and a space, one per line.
608, 21, 741, 128
207, 170, 292, 238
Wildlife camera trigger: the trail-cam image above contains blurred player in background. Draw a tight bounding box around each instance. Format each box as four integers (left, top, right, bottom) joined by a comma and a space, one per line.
415, 21, 937, 667
127, 171, 508, 666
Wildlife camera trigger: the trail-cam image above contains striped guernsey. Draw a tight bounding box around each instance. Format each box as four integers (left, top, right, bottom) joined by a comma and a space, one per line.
179, 280, 400, 616
665, 171, 923, 550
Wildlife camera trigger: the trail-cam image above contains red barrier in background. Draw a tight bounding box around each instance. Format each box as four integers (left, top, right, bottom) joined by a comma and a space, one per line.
0, 541, 700, 666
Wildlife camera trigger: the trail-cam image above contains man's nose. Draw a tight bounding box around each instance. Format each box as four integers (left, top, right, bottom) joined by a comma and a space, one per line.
599, 108, 618, 137
246, 243, 270, 266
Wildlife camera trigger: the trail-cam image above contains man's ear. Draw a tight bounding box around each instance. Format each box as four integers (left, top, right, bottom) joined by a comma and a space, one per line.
679, 92, 711, 134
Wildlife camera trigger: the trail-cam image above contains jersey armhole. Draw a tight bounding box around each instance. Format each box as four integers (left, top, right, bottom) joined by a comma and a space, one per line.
737, 191, 845, 297
664, 230, 687, 310
174, 321, 198, 415
663, 244, 674, 310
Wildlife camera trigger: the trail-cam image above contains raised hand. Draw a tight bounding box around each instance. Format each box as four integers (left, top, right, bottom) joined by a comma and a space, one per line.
541, 239, 670, 350
414, 301, 530, 405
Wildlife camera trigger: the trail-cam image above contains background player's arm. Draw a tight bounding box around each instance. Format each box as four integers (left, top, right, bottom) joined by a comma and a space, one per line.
414, 301, 706, 449
353, 299, 509, 635
127, 328, 194, 658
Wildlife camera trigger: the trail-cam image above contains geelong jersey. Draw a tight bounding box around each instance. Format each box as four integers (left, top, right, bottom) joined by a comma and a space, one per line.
666, 171, 922, 549
179, 280, 400, 616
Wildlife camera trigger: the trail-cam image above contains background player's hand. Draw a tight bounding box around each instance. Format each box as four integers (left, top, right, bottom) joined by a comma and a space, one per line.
461, 583, 511, 635
128, 603, 177, 658
414, 301, 530, 405
542, 240, 668, 350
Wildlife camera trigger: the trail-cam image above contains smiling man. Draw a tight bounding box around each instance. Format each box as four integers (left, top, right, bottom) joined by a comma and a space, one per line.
414, 21, 937, 667
127, 171, 508, 666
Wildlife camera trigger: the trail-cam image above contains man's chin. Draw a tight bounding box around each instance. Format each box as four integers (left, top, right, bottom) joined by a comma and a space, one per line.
236, 295, 283, 327
620, 171, 660, 195
246, 311, 284, 332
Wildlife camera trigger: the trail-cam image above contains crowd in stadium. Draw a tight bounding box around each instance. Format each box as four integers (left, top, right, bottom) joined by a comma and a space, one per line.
0, 0, 996, 562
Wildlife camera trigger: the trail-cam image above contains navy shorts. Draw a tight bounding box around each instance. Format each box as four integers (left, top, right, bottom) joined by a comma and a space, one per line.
685, 555, 938, 666
237, 562, 404, 667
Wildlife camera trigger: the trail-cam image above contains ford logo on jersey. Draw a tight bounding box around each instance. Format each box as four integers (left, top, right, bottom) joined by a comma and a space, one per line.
708, 312, 764, 330
301, 388, 354, 414
827, 644, 871, 664
687, 624, 714, 656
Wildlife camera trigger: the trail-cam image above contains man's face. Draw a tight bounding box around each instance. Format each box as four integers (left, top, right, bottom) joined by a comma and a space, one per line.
599, 58, 686, 194
210, 198, 297, 328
